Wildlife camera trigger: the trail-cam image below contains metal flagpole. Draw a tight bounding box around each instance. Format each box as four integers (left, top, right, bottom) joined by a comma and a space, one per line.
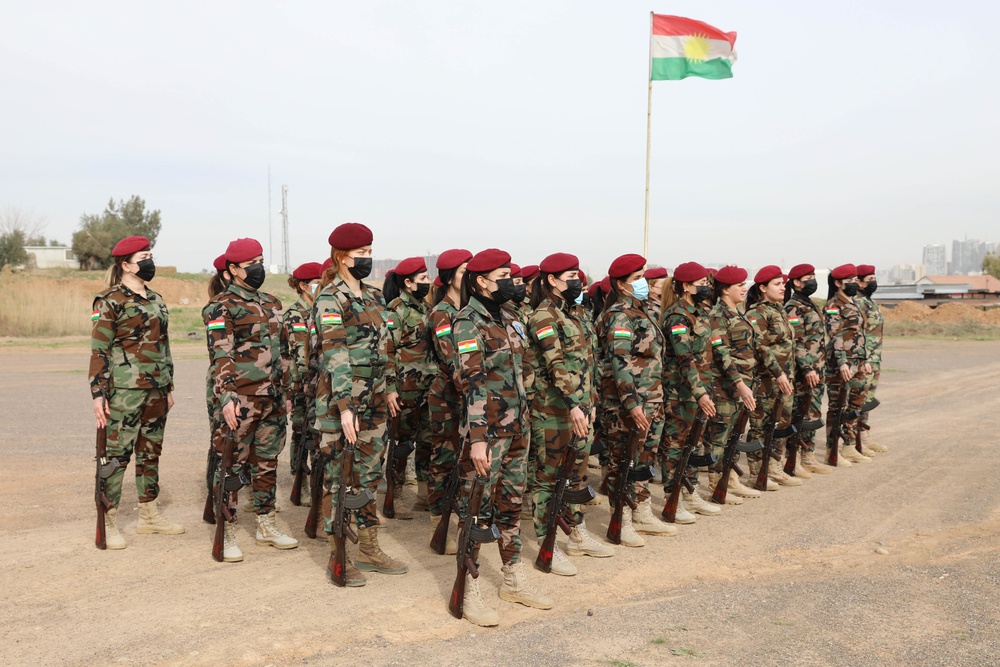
643, 11, 654, 257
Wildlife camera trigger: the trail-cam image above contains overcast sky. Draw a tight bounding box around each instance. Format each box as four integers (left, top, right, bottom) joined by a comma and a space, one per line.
2, 1, 998, 277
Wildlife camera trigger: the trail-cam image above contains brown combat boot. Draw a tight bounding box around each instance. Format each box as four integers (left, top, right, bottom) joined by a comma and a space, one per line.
137, 498, 186, 535
105, 508, 127, 550
801, 450, 833, 474
326, 537, 366, 586
356, 526, 408, 574
499, 561, 554, 609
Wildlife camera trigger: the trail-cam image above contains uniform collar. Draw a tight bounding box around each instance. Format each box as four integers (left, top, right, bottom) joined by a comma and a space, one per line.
402, 289, 427, 312
227, 281, 260, 302
119, 283, 155, 302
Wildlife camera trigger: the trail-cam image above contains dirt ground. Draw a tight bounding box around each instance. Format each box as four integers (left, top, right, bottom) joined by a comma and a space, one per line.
1, 338, 999, 667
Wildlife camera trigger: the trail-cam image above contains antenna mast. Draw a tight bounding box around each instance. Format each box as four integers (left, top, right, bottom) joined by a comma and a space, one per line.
280, 185, 290, 273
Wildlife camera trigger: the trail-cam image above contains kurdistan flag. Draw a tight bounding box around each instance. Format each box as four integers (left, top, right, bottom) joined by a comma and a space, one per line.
651, 14, 737, 81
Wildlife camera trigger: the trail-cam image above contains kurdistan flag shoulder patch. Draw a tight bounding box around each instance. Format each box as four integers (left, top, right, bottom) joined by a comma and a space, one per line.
535, 325, 556, 340
435, 324, 452, 338
825, 307, 839, 315
291, 323, 307, 333
321, 313, 343, 326
711, 336, 723, 347
670, 324, 689, 336
207, 318, 226, 331
788, 317, 801, 325
457, 339, 479, 354
612, 328, 632, 339
90, 310, 100, 322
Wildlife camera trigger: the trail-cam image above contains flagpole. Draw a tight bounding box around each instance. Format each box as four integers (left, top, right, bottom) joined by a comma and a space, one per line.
643, 11, 653, 258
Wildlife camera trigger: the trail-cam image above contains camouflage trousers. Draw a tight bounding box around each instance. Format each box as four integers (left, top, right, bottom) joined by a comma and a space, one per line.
602, 403, 664, 503
825, 365, 867, 446
397, 391, 432, 482
288, 394, 313, 474
427, 388, 462, 517
861, 362, 880, 430
703, 391, 739, 473
319, 402, 388, 531
212, 394, 286, 515
660, 396, 700, 491
531, 407, 594, 537
792, 374, 825, 452
205, 370, 220, 494
525, 401, 541, 501
458, 432, 527, 566
747, 376, 793, 462
106, 387, 169, 507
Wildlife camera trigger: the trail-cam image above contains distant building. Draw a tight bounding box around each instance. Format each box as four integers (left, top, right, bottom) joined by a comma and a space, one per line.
921, 244, 947, 276
22, 245, 78, 269
951, 238, 985, 275
889, 263, 923, 284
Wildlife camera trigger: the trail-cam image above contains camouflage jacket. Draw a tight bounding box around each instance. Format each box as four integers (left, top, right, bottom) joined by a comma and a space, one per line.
452, 295, 528, 443
528, 295, 596, 412
89, 284, 173, 398
662, 298, 713, 402
509, 301, 537, 400
598, 292, 664, 410
283, 296, 312, 398
426, 295, 462, 406
644, 297, 661, 324
385, 291, 436, 398
785, 292, 826, 376
857, 295, 884, 365
705, 300, 760, 399
204, 282, 289, 408
313, 275, 390, 431
747, 300, 795, 378
824, 293, 868, 369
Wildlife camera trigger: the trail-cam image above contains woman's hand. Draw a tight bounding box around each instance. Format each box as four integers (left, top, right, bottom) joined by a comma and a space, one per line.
839, 363, 852, 382
569, 406, 589, 438
386, 392, 401, 418
698, 394, 717, 418
629, 406, 650, 432
863, 362, 872, 375
222, 400, 239, 431
777, 373, 793, 396
471, 441, 492, 477
167, 392, 175, 412
805, 370, 820, 388
93, 397, 110, 428
342, 409, 360, 445
736, 381, 756, 412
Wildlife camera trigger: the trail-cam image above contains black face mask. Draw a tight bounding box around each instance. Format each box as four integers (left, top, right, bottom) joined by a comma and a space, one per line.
581, 294, 592, 310
412, 283, 430, 300
348, 257, 372, 280
243, 263, 266, 290
861, 280, 878, 297
692, 285, 712, 303
842, 282, 859, 298
799, 278, 818, 297
134, 258, 156, 282
513, 284, 527, 303
491, 277, 517, 304
561, 279, 583, 304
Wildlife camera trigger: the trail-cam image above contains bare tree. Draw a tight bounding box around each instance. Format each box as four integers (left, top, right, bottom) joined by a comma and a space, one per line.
0, 205, 48, 240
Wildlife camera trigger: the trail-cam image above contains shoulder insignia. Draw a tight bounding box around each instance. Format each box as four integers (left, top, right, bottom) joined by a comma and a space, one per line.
535, 325, 556, 340
711, 336, 723, 347
670, 324, 689, 336
207, 318, 226, 331
512, 321, 526, 339
434, 323, 452, 338
457, 338, 479, 354
613, 328, 633, 339
825, 307, 839, 315
788, 316, 801, 325
321, 313, 343, 326
291, 323, 307, 333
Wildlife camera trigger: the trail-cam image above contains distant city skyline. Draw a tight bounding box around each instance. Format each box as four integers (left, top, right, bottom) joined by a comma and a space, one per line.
881, 237, 998, 285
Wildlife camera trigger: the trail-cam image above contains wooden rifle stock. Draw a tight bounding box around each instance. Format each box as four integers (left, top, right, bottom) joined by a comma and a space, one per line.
202, 446, 218, 524
94, 426, 116, 550
449, 473, 491, 619
430, 464, 461, 555
607, 426, 644, 545
329, 436, 365, 587
754, 396, 783, 492
536, 435, 584, 573
289, 423, 313, 506
662, 412, 708, 523
711, 403, 753, 505
211, 428, 237, 563
826, 383, 851, 466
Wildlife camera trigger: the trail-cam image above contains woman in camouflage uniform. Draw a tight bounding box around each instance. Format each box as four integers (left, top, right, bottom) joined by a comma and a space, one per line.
743, 265, 799, 490
425, 249, 472, 551
824, 263, 871, 465
89, 235, 184, 550
383, 257, 435, 511
659, 261, 720, 523
855, 264, 886, 455
201, 254, 230, 513
313, 223, 406, 587
450, 248, 553, 627
598, 253, 674, 543
283, 262, 323, 497
529, 253, 613, 577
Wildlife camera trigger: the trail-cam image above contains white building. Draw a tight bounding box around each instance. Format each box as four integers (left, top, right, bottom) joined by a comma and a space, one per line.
23, 245, 78, 269
921, 244, 947, 276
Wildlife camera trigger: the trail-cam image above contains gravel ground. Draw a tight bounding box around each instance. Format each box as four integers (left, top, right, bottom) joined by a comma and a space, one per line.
0, 337, 998, 667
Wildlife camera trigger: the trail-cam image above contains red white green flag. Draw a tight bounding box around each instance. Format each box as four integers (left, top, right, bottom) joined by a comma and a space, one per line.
651, 14, 737, 81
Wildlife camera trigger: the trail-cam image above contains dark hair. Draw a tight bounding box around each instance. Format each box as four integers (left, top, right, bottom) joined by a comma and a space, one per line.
590, 285, 606, 321
784, 278, 798, 304
712, 279, 732, 305
433, 268, 456, 305
531, 271, 563, 310
745, 281, 766, 310
460, 270, 486, 310
826, 273, 838, 302
601, 277, 626, 315
208, 270, 229, 298
658, 278, 684, 322
383, 270, 422, 304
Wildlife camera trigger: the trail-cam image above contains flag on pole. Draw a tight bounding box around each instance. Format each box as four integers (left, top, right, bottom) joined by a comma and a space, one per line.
650, 15, 737, 81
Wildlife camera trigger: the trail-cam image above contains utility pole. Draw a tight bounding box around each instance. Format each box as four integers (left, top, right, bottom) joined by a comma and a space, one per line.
267, 165, 273, 270
280, 185, 290, 274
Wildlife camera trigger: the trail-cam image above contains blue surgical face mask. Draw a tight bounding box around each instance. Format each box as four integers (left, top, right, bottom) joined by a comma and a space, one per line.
310, 282, 319, 295
574, 291, 584, 305
630, 277, 649, 301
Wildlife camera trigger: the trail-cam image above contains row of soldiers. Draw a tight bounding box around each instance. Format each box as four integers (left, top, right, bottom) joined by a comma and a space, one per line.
88, 227, 884, 628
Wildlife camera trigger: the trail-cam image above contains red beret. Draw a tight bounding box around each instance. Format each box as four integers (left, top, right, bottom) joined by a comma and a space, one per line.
856, 264, 876, 277
714, 265, 747, 285
608, 254, 646, 279
433, 276, 443, 288
213, 254, 227, 272
831, 263, 857, 280
754, 265, 783, 285
600, 276, 611, 292
112, 235, 150, 257
539, 252, 579, 275
394, 256, 427, 276
787, 263, 815, 281
509, 263, 522, 277
644, 267, 668, 280
579, 271, 587, 286
673, 261, 708, 283
707, 268, 717, 278
436, 248, 472, 270
521, 265, 539, 280
292, 262, 324, 281
467, 248, 511, 273
322, 257, 333, 271
225, 238, 264, 264
328, 222, 373, 250
588, 282, 600, 296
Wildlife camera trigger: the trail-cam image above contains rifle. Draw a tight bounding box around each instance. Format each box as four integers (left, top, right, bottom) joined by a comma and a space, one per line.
202, 444, 219, 524
854, 397, 879, 454
784, 403, 823, 476
606, 425, 651, 544
711, 403, 760, 505
94, 426, 119, 550
825, 382, 852, 466
536, 435, 595, 573
382, 415, 414, 519
448, 472, 500, 619
430, 462, 462, 555
211, 428, 242, 563
662, 413, 708, 523
289, 423, 312, 506
304, 448, 326, 539
327, 436, 375, 586
753, 396, 785, 492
